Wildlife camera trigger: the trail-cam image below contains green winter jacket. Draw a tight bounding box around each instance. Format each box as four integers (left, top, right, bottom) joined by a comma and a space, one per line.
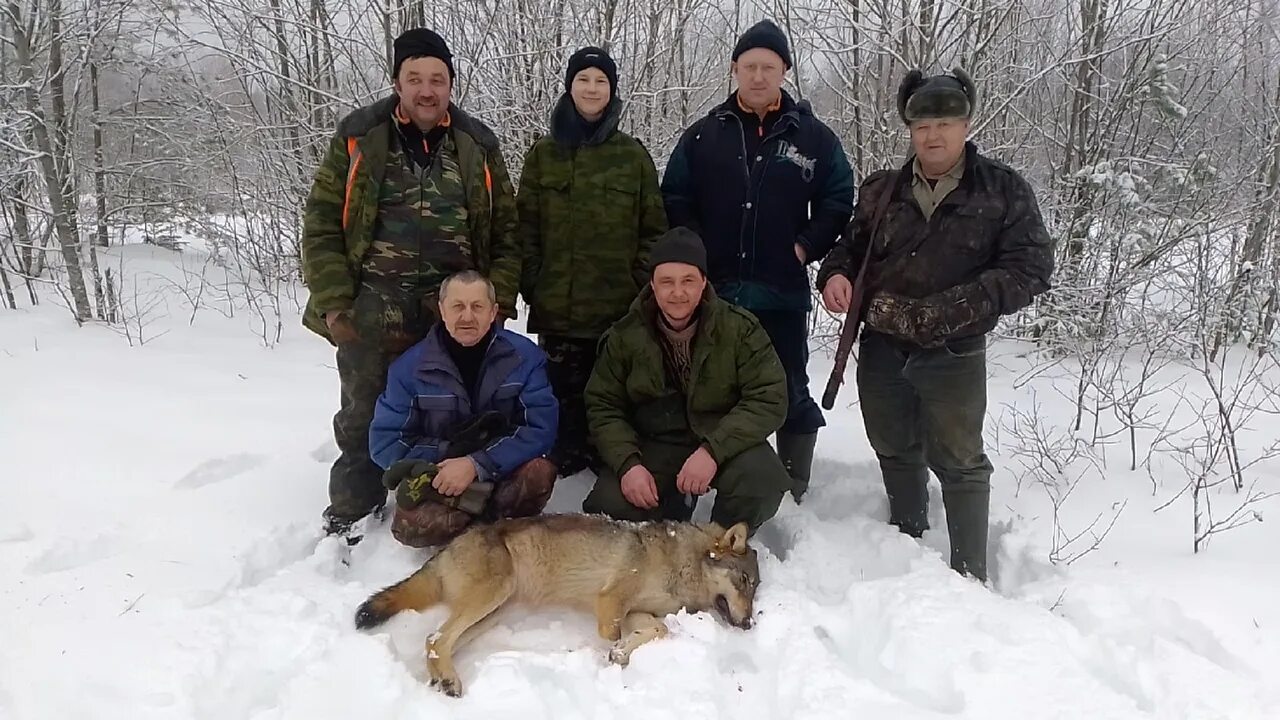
301, 96, 521, 343
518, 95, 667, 338
585, 284, 787, 478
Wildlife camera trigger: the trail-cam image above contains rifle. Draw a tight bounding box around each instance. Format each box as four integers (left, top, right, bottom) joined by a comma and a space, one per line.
821, 170, 900, 410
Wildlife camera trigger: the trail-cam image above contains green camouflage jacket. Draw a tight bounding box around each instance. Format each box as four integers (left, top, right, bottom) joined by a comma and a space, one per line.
518, 96, 667, 338
585, 285, 787, 478
301, 96, 521, 342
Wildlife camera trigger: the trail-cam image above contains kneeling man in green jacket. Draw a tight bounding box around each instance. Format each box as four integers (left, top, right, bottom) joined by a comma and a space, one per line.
583, 227, 792, 532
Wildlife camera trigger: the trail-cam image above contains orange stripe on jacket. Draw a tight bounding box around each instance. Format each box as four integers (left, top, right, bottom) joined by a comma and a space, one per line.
342, 137, 362, 231
344, 109, 462, 230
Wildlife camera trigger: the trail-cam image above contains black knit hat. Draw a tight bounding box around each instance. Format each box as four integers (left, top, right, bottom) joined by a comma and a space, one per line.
565, 46, 618, 96
732, 20, 792, 69
393, 28, 455, 81
897, 68, 977, 124
649, 227, 708, 276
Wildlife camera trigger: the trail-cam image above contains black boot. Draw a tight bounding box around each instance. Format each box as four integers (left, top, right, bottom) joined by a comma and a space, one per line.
776, 432, 818, 503
322, 502, 385, 546
883, 467, 930, 538
941, 484, 989, 582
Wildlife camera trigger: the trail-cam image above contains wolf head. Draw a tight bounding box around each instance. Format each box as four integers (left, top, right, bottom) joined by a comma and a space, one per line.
702, 522, 760, 630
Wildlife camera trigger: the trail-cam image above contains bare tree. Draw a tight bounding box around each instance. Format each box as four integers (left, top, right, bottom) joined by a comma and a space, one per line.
6, 0, 93, 321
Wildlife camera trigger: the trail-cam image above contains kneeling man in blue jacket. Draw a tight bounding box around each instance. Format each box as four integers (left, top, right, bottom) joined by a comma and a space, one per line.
370, 270, 559, 548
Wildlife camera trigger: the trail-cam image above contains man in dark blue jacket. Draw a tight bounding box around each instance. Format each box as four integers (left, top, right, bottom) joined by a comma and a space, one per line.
370, 270, 559, 547
660, 19, 854, 502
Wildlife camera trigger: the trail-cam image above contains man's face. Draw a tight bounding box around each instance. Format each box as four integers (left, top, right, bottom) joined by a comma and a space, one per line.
570, 67, 611, 120
651, 263, 706, 325
909, 117, 969, 171
439, 280, 498, 346
394, 56, 451, 128
731, 48, 786, 110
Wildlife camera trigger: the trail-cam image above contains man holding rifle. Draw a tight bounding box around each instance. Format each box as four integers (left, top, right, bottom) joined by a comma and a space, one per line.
816, 68, 1054, 583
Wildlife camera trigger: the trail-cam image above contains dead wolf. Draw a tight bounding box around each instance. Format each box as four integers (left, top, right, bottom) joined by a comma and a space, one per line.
354, 513, 761, 696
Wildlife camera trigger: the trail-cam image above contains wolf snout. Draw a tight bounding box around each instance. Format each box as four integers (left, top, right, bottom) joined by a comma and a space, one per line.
714, 594, 754, 630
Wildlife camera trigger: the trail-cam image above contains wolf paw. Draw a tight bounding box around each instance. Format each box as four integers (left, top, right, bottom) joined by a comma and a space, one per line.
607, 644, 632, 667
429, 671, 463, 697
437, 676, 463, 698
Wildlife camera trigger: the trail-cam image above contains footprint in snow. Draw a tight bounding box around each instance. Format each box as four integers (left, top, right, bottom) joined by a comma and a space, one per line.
752, 520, 797, 562
175, 453, 267, 489
804, 458, 886, 523
225, 522, 328, 590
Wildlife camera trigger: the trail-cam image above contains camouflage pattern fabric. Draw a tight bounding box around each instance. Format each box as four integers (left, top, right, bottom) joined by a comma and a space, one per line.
518, 97, 667, 339
399, 473, 494, 515
304, 97, 517, 523
390, 457, 558, 548
864, 292, 957, 348
348, 132, 472, 354
816, 141, 1054, 348
347, 287, 441, 356
585, 285, 787, 480
538, 335, 599, 475
327, 287, 442, 520
364, 133, 474, 293
327, 339, 398, 520
301, 96, 521, 344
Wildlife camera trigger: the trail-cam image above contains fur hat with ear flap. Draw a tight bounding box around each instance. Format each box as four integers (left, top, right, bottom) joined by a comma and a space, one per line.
897, 67, 978, 124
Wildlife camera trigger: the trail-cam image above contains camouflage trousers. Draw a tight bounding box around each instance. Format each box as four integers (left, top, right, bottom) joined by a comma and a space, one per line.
856, 330, 993, 581
390, 458, 558, 547
327, 285, 440, 522
538, 335, 600, 476
582, 441, 790, 533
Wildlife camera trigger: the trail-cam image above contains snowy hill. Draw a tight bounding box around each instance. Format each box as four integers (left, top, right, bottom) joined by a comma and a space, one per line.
1, 243, 1277, 719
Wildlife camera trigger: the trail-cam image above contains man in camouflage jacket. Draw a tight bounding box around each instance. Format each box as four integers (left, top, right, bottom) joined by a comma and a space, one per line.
300, 28, 520, 536
583, 229, 792, 533
518, 46, 667, 478
816, 68, 1054, 582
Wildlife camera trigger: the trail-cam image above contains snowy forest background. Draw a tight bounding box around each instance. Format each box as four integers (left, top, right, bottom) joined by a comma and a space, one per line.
2, 0, 1279, 557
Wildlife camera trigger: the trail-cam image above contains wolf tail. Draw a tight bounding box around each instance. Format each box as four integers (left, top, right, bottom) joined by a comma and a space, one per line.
354, 563, 444, 630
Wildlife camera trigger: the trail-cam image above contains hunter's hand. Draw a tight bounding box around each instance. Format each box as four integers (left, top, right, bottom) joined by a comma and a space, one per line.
794, 244, 807, 264
676, 446, 717, 496
433, 457, 478, 497
325, 311, 359, 344
823, 275, 853, 313
866, 293, 949, 347
621, 464, 660, 509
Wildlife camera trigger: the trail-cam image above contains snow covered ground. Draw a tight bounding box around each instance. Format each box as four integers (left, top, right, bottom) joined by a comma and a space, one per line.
2, 243, 1277, 719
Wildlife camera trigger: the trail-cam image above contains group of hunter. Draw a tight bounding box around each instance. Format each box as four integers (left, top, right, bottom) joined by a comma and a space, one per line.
300, 22, 1055, 583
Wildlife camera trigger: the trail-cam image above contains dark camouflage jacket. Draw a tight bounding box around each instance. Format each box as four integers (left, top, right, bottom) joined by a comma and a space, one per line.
585, 285, 786, 478
517, 96, 667, 338
301, 96, 521, 343
817, 142, 1054, 343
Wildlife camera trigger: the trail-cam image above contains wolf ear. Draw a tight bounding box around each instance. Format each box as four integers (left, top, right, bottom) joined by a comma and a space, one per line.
721, 523, 749, 555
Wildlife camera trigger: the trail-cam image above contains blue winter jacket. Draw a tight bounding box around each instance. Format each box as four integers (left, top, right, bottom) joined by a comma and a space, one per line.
661, 90, 855, 310
369, 324, 558, 481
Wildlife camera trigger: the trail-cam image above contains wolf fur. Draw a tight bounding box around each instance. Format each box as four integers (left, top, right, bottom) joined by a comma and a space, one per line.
354, 513, 761, 697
